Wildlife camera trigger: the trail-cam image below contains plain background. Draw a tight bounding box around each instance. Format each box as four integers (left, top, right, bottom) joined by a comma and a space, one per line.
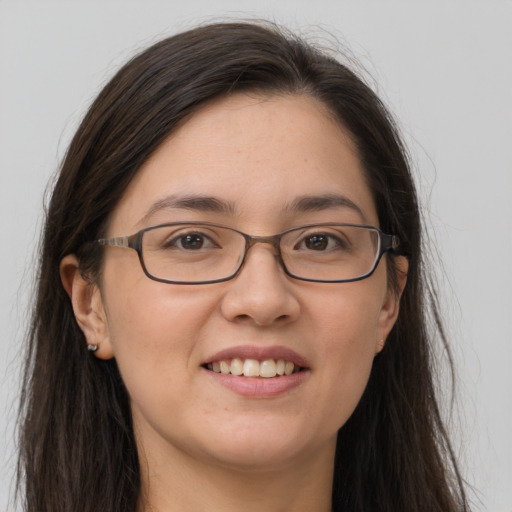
1, 1, 511, 510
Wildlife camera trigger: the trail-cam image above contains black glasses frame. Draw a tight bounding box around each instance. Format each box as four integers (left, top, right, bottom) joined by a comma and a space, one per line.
97, 221, 400, 285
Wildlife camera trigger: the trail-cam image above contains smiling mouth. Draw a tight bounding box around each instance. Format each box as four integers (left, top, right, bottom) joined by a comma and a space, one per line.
204, 358, 304, 378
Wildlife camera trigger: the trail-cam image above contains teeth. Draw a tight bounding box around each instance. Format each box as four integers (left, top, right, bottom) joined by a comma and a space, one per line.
207, 358, 299, 377
220, 360, 230, 375
243, 359, 260, 377
230, 358, 243, 376
260, 359, 277, 378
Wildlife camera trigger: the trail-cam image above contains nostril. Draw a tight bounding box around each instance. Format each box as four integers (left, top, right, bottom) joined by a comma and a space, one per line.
232, 312, 290, 326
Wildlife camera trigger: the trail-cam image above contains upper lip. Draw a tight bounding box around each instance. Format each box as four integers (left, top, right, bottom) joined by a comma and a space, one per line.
203, 345, 310, 369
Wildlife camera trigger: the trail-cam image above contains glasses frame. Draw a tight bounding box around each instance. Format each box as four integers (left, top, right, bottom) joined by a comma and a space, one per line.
96, 221, 400, 285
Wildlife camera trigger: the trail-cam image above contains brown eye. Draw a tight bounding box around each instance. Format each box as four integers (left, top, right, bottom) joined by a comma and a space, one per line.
179, 234, 205, 250
304, 234, 329, 250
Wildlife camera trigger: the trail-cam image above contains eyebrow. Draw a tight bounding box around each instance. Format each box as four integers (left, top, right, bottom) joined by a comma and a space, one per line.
286, 194, 366, 220
138, 194, 236, 226
138, 192, 366, 226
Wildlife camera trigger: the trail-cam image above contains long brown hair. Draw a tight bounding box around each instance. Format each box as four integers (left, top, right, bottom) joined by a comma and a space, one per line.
18, 21, 469, 512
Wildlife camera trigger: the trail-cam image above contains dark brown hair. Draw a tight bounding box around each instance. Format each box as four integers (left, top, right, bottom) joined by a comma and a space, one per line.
18, 21, 469, 512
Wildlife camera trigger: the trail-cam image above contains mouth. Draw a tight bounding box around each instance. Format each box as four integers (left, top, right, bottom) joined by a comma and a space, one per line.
202, 346, 310, 397
202, 345, 309, 379
203, 358, 304, 378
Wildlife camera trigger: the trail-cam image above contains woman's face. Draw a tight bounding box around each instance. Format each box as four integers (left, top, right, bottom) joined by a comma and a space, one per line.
79, 94, 403, 473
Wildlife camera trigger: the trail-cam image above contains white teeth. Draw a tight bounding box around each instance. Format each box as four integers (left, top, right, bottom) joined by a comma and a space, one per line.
284, 361, 294, 376
220, 360, 230, 374
207, 358, 299, 377
243, 359, 260, 377
230, 358, 243, 376
260, 359, 277, 378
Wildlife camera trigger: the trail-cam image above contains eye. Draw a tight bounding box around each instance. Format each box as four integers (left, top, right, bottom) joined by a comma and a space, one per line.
297, 233, 345, 251
164, 232, 218, 250
180, 234, 206, 249
304, 234, 329, 250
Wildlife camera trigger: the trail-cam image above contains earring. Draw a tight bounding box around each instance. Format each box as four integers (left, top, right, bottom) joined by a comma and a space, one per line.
87, 344, 99, 352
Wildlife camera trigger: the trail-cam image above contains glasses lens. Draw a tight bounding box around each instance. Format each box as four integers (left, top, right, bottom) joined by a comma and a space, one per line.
141, 224, 245, 283
281, 225, 380, 281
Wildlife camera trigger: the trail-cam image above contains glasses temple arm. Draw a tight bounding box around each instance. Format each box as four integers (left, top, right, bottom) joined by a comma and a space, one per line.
97, 236, 131, 248
381, 233, 400, 253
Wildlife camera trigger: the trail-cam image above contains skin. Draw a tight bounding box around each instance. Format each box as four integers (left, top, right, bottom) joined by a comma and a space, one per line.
61, 93, 407, 512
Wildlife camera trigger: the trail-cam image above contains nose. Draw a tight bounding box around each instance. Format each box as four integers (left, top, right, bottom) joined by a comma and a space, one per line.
219, 244, 301, 327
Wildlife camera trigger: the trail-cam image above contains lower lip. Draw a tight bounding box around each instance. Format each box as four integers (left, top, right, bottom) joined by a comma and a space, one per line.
203, 368, 309, 398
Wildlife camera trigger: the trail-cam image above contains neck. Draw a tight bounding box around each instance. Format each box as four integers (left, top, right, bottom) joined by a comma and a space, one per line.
136, 437, 335, 512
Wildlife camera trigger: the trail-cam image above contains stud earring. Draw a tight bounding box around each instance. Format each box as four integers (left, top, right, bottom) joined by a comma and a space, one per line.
87, 344, 99, 352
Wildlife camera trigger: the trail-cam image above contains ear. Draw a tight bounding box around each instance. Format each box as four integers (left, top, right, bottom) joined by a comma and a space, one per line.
375, 256, 408, 353
60, 254, 115, 360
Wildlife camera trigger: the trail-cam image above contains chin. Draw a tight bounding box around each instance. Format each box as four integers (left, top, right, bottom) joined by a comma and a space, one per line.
205, 443, 309, 473
194, 420, 331, 472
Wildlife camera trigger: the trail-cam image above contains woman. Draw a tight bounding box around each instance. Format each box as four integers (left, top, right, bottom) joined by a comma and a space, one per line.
18, 21, 469, 512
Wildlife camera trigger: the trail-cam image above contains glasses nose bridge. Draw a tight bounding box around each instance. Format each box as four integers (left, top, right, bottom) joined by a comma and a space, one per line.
233, 232, 287, 279
244, 233, 282, 254
241, 234, 285, 271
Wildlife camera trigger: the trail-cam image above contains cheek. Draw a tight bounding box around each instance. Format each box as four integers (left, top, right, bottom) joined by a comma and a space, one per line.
103, 248, 210, 342
100, 263, 216, 396
101, 287, 215, 445
312, 282, 383, 354
308, 284, 384, 425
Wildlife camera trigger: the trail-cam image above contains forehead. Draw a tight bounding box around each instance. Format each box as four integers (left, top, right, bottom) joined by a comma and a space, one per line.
109, 93, 378, 232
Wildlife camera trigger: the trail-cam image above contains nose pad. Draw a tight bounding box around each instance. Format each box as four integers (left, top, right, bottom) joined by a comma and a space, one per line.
220, 245, 300, 326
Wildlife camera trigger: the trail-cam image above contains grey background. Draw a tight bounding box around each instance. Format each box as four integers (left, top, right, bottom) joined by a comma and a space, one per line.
1, 1, 511, 510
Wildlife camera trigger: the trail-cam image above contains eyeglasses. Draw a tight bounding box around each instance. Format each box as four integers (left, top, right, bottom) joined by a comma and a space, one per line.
96, 222, 400, 285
